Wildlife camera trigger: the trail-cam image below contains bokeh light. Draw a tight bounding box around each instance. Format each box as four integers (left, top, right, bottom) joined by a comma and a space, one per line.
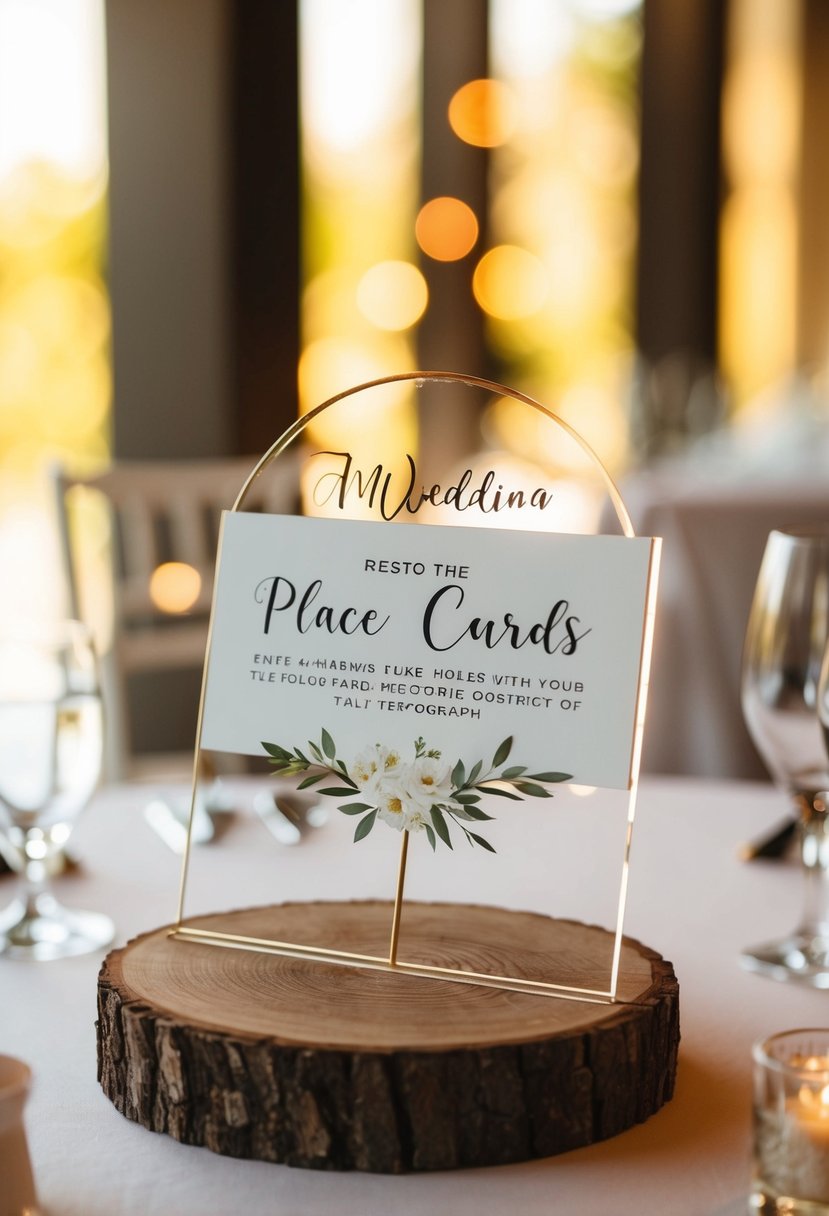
448, 79, 517, 148
472, 245, 548, 321
415, 196, 479, 261
149, 562, 202, 615
356, 260, 428, 331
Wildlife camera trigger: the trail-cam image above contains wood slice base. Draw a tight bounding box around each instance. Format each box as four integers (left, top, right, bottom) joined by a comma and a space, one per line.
97, 902, 679, 1172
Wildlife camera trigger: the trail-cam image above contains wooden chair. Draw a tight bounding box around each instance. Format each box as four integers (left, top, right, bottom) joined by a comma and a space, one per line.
53, 454, 301, 781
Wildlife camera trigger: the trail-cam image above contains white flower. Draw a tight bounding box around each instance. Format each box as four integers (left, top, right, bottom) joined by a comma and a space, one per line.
404, 809, 428, 833
406, 755, 453, 812
376, 777, 409, 831
351, 744, 402, 801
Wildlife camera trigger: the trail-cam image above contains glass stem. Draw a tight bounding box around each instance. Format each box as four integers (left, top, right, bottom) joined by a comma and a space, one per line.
795, 793, 829, 939
19, 831, 50, 918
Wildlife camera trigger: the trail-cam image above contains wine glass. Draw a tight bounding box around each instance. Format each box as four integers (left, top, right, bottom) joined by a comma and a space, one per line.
0, 620, 114, 959
741, 526, 829, 986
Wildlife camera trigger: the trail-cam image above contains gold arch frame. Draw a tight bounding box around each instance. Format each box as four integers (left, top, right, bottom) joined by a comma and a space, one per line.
172, 371, 659, 1004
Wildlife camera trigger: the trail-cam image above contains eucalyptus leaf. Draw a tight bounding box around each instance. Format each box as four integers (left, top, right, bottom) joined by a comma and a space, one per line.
456, 804, 494, 821
429, 806, 452, 849
492, 736, 513, 767
262, 742, 291, 759
467, 759, 483, 785
476, 784, 523, 800
527, 771, 572, 783
297, 773, 325, 790
468, 831, 496, 854
425, 824, 437, 852
500, 765, 527, 780
338, 802, 374, 815
453, 792, 480, 804
321, 728, 336, 760
308, 741, 324, 763
353, 809, 377, 842
451, 758, 465, 788
319, 786, 359, 797
448, 807, 477, 822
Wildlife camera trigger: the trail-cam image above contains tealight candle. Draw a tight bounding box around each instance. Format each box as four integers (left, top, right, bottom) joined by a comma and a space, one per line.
752, 1031, 829, 1212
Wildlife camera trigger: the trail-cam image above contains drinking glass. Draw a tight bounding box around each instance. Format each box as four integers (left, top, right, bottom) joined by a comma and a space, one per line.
741, 527, 829, 986
0, 620, 114, 959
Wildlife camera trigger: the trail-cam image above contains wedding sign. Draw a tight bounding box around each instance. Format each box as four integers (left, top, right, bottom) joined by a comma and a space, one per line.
201, 512, 656, 792
114, 376, 677, 1169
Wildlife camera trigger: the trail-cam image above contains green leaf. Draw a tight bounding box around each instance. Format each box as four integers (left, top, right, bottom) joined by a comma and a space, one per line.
514, 781, 553, 798
425, 824, 437, 852
500, 765, 527, 780
453, 792, 480, 804
319, 786, 358, 797
335, 769, 358, 789
321, 728, 336, 760
308, 741, 324, 763
527, 771, 572, 783
455, 804, 495, 821
297, 773, 325, 789
468, 831, 496, 854
451, 758, 466, 788
338, 802, 374, 815
353, 809, 377, 842
429, 805, 453, 849
448, 807, 477, 822
492, 736, 513, 767
262, 742, 291, 759
476, 784, 523, 800
294, 748, 310, 765
467, 759, 483, 785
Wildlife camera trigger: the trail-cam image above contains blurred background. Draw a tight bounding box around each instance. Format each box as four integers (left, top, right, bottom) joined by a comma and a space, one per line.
2, 0, 828, 777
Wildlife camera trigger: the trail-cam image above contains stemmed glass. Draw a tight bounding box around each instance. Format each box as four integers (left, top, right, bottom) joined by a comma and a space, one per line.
741, 526, 829, 986
0, 620, 114, 959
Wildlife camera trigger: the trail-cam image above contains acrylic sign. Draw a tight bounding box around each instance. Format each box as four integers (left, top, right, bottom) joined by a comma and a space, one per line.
200, 512, 656, 792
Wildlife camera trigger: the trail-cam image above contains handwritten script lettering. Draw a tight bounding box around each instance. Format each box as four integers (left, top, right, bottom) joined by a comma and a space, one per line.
422, 583, 591, 655
311, 452, 552, 519
254, 575, 591, 657
255, 577, 390, 638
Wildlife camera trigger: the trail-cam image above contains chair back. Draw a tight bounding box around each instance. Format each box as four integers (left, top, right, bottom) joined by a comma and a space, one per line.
53, 454, 301, 780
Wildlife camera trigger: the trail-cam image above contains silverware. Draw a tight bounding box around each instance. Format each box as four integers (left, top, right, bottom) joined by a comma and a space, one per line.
252, 792, 303, 846
252, 790, 328, 845
143, 795, 215, 854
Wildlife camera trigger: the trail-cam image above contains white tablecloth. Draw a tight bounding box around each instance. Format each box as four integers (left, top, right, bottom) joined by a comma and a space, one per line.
2, 776, 826, 1216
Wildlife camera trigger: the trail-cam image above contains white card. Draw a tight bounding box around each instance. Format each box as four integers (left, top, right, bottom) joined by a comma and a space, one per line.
201, 513, 657, 790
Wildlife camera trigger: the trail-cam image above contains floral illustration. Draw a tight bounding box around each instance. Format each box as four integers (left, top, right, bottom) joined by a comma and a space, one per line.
261, 732, 571, 853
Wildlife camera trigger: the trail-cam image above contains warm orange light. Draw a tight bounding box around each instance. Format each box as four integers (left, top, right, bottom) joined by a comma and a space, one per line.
448, 79, 516, 148
149, 562, 201, 615
472, 245, 548, 320
356, 261, 428, 331
415, 196, 479, 261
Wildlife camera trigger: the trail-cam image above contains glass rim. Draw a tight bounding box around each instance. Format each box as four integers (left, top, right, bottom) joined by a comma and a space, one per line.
770, 525, 829, 544
752, 1028, 829, 1076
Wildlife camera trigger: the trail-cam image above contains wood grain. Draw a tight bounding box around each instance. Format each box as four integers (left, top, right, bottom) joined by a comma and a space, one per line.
97, 901, 679, 1172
